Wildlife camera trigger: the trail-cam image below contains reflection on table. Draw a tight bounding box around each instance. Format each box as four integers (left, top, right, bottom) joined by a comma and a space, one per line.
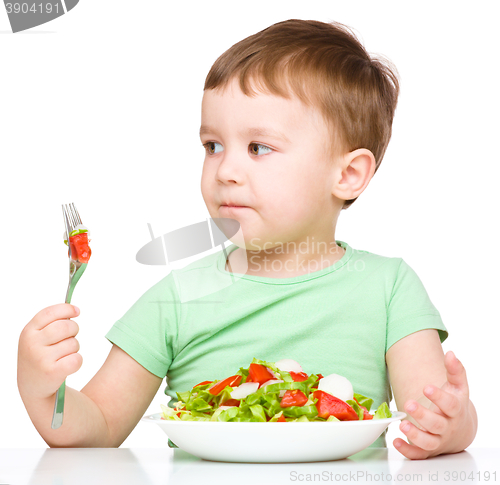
0, 447, 496, 485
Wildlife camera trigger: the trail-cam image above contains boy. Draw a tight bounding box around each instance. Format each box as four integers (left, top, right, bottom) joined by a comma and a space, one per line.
18, 19, 477, 459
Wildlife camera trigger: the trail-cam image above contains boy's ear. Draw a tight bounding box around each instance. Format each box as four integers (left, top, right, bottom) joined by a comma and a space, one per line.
331, 148, 376, 202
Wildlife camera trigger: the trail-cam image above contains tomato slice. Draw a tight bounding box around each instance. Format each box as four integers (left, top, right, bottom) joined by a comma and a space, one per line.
280, 389, 308, 408
362, 409, 373, 420
313, 390, 359, 420
221, 398, 240, 407
277, 414, 286, 422
193, 380, 213, 389
68, 232, 91, 263
248, 364, 274, 385
208, 375, 242, 395
290, 371, 308, 382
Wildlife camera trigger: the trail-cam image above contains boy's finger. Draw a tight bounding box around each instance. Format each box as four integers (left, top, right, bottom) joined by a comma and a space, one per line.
394, 438, 430, 460
404, 400, 448, 436
445, 351, 469, 393
32, 304, 80, 330
424, 385, 462, 418
399, 419, 441, 452
40, 319, 80, 346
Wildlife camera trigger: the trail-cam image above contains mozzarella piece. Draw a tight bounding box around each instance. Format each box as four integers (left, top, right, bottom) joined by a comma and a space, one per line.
230, 382, 259, 399
274, 359, 303, 373
259, 379, 284, 389
317, 373, 354, 402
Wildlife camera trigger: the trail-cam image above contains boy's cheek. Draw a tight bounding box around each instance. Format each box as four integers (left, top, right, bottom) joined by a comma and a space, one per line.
200, 179, 214, 208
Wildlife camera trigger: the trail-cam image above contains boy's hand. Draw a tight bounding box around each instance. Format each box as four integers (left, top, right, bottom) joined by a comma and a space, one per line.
18, 304, 83, 400
394, 350, 474, 459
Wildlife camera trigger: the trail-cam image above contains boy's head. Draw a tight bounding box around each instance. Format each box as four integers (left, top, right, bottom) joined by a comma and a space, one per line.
200, 19, 400, 251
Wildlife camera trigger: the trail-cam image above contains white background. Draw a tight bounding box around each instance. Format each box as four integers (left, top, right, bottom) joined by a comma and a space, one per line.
1, 0, 498, 450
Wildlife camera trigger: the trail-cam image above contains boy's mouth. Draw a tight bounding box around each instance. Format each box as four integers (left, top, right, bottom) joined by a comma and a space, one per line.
220, 203, 251, 214
220, 205, 249, 210
220, 200, 250, 208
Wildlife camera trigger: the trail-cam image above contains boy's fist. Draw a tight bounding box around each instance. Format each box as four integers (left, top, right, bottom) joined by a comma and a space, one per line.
18, 304, 82, 400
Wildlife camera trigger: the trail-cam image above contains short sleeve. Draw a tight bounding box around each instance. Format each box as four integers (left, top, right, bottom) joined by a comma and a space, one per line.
105, 271, 181, 378
386, 259, 448, 353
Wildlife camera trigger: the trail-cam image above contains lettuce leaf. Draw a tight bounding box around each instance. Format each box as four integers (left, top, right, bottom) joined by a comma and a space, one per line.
290, 415, 309, 422
161, 403, 210, 422
269, 411, 284, 422
249, 404, 267, 422
373, 402, 392, 419
282, 404, 318, 419
326, 415, 340, 422
353, 393, 373, 412
346, 399, 364, 420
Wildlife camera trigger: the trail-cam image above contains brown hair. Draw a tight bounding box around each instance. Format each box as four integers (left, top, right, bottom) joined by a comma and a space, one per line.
204, 19, 400, 210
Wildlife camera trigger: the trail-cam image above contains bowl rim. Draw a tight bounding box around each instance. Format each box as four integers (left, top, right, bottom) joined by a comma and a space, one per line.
141, 410, 406, 425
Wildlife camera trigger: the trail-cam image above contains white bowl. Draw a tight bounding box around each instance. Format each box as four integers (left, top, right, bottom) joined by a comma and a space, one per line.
141, 411, 406, 463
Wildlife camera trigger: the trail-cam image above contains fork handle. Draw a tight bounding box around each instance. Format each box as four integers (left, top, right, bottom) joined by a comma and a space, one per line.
51, 380, 66, 429
65, 263, 87, 302
51, 263, 87, 429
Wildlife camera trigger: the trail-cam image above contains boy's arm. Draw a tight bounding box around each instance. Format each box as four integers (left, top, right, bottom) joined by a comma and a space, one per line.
80, 344, 163, 447
386, 329, 478, 459
22, 344, 162, 448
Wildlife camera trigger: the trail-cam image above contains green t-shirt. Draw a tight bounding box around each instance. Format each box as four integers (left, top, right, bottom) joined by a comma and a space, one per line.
105, 240, 448, 448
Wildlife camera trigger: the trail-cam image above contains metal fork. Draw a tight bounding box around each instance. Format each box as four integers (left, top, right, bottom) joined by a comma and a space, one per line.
51, 203, 89, 430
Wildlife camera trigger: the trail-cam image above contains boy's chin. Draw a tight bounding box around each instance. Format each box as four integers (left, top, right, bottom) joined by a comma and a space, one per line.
209, 215, 281, 252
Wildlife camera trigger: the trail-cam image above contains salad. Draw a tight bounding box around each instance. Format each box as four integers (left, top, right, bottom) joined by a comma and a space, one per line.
161, 358, 392, 423
63, 224, 92, 263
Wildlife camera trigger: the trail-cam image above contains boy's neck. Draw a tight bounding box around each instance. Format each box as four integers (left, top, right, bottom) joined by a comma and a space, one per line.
225, 240, 346, 278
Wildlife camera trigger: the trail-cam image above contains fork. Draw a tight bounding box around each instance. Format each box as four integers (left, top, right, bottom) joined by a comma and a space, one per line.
51, 203, 89, 430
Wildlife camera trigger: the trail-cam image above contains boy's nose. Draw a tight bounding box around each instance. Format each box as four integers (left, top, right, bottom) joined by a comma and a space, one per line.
215, 152, 246, 184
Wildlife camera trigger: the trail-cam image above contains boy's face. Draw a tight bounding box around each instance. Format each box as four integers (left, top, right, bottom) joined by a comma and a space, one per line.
200, 76, 343, 251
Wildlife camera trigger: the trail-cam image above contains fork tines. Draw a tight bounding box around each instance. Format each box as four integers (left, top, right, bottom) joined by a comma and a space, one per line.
63, 203, 83, 234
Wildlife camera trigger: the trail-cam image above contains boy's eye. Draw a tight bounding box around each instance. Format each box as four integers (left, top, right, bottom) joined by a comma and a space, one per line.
249, 143, 272, 156
202, 142, 273, 156
203, 142, 223, 155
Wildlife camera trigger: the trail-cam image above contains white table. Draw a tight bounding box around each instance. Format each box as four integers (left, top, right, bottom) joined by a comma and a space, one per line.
0, 447, 498, 485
